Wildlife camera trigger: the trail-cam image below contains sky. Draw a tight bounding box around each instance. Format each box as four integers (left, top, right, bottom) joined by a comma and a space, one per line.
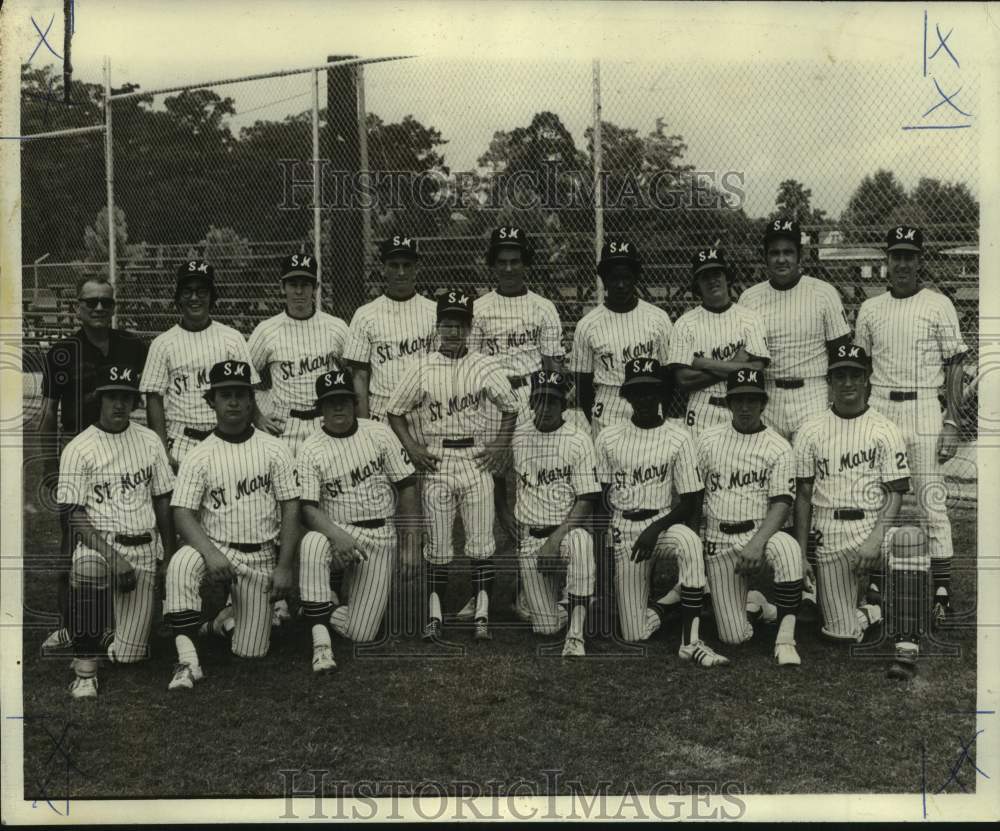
4, 1, 997, 217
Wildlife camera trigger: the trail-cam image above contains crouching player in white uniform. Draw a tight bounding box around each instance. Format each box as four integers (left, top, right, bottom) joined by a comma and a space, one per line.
511, 370, 599, 657
297, 368, 420, 672
58, 365, 176, 699
698, 369, 803, 666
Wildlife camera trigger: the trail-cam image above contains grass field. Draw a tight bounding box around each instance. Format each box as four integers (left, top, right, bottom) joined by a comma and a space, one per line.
17, 454, 981, 804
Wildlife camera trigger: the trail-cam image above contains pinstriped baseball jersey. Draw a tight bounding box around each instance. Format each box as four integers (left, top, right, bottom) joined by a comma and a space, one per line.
342, 294, 437, 398
171, 427, 299, 544
57, 422, 175, 534
470, 289, 564, 376
297, 419, 414, 523
793, 408, 910, 510
595, 420, 701, 513
247, 311, 349, 413
854, 288, 968, 389
511, 419, 600, 526
696, 422, 793, 526
141, 322, 260, 428
568, 301, 673, 386
386, 351, 521, 441
739, 275, 850, 379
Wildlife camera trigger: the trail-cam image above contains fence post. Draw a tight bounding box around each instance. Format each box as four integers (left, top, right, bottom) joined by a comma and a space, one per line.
357, 63, 371, 290
311, 68, 322, 307
104, 58, 116, 324
592, 59, 603, 306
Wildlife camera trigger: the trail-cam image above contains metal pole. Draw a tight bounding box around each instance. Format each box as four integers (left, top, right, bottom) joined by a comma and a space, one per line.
33, 253, 50, 305
104, 58, 117, 326
592, 59, 604, 306
312, 68, 322, 309
356, 64, 371, 293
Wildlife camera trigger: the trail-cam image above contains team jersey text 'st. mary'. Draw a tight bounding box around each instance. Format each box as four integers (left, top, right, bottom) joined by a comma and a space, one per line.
247, 311, 349, 413
854, 288, 969, 389
342, 294, 438, 398
171, 428, 299, 544
511, 419, 600, 526
386, 351, 522, 441
57, 422, 175, 535
141, 322, 260, 428
595, 420, 702, 513
696, 422, 793, 524
298, 419, 415, 523
569, 300, 673, 387
739, 275, 850, 379
793, 408, 910, 510
470, 290, 564, 377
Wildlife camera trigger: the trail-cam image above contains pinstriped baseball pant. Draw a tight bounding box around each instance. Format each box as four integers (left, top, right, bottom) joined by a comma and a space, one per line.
369, 393, 425, 441
761, 378, 828, 442
422, 446, 495, 565
518, 527, 595, 635
280, 413, 323, 458
299, 526, 395, 642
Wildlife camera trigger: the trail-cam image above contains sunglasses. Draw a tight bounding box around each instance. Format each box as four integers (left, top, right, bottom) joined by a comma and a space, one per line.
79, 297, 116, 310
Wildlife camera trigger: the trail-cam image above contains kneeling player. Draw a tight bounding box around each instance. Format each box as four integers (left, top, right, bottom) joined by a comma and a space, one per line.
57, 366, 176, 698
297, 368, 419, 672
164, 361, 299, 690
511, 370, 599, 656
596, 359, 728, 667
697, 370, 803, 666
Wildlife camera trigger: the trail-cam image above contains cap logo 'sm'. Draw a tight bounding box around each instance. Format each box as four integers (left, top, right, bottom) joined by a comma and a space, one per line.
632, 359, 654, 373
773, 220, 794, 231
392, 236, 412, 247
291, 254, 312, 267
499, 227, 519, 240
895, 227, 916, 241
110, 367, 133, 381
223, 362, 246, 377
738, 370, 759, 383
610, 241, 630, 254
699, 248, 718, 262
447, 292, 470, 306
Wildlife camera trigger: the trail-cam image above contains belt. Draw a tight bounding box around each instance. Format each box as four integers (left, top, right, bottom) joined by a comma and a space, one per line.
509, 376, 530, 390
442, 438, 474, 448
774, 378, 804, 390
183, 426, 213, 441
708, 396, 727, 408
227, 541, 268, 553
833, 509, 865, 521
621, 508, 660, 522
289, 408, 320, 419
888, 390, 918, 402
528, 525, 560, 539
351, 518, 386, 530
719, 520, 755, 535
115, 532, 152, 546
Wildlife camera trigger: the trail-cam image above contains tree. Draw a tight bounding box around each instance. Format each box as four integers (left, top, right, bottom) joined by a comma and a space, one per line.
83, 206, 128, 262
909, 178, 979, 240
842, 170, 907, 242
200, 225, 252, 268
771, 179, 827, 226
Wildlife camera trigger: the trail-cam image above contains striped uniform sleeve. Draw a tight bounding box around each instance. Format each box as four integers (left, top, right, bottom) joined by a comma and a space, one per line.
655, 310, 674, 364
342, 307, 372, 365
694, 433, 711, 489
821, 283, 851, 341
571, 432, 601, 496
331, 317, 349, 359
853, 301, 873, 356
270, 440, 300, 501
139, 334, 170, 394
743, 309, 771, 362
387, 362, 424, 415
246, 319, 273, 375
171, 449, 207, 510
933, 295, 969, 362
793, 420, 817, 480
468, 310, 487, 355
665, 318, 693, 367
379, 423, 416, 481
769, 439, 795, 501
150, 435, 176, 497
297, 442, 322, 504
230, 332, 262, 386
481, 357, 522, 413
878, 422, 910, 491
56, 438, 90, 509
673, 432, 702, 494
594, 432, 613, 485
567, 317, 594, 374
539, 298, 564, 358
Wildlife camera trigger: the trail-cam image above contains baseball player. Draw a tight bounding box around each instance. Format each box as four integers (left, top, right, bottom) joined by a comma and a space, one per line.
697, 369, 803, 666
163, 360, 299, 690
595, 358, 729, 667
386, 289, 522, 642
668, 247, 770, 439
297, 368, 419, 672
511, 370, 599, 656
792, 344, 924, 676
342, 235, 437, 421
570, 239, 673, 437
739, 218, 852, 442
56, 365, 175, 698
854, 226, 968, 629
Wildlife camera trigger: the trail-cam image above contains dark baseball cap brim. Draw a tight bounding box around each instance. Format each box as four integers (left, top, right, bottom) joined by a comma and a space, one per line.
529, 385, 567, 399
210, 378, 254, 389
885, 242, 922, 252
828, 357, 869, 372
381, 248, 419, 262
95, 383, 140, 394
317, 388, 355, 401
619, 376, 662, 395
177, 272, 214, 284
693, 262, 727, 278
726, 385, 767, 398
281, 269, 318, 281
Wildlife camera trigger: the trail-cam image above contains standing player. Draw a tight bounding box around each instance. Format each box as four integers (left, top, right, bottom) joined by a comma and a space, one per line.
247, 253, 350, 457
739, 218, 852, 442
668, 248, 770, 439
855, 226, 968, 627
297, 368, 420, 671
595, 358, 728, 666
697, 369, 803, 666
511, 370, 599, 657
56, 365, 175, 698
386, 289, 522, 642
163, 360, 299, 690
570, 239, 673, 437
342, 236, 437, 422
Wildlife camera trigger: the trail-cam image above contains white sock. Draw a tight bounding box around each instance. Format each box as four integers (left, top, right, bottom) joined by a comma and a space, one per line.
646, 607, 662, 637
857, 603, 882, 632
569, 605, 586, 640
556, 604, 569, 629
175, 634, 199, 668
74, 657, 98, 678
777, 614, 796, 643
475, 589, 489, 621
330, 606, 350, 638
311, 623, 332, 650
429, 592, 442, 622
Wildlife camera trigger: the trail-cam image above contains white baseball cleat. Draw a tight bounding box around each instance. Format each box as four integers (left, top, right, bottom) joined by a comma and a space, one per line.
312, 645, 337, 673
562, 636, 585, 657
774, 641, 802, 666
455, 597, 476, 621
473, 618, 492, 642
68, 676, 98, 700
678, 640, 730, 668
746, 590, 778, 624
272, 599, 292, 627
42, 627, 72, 654
168, 663, 204, 691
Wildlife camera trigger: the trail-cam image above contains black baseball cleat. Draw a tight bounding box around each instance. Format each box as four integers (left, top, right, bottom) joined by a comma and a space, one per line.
932, 593, 952, 630
473, 617, 492, 642
886, 641, 919, 681
865, 582, 883, 608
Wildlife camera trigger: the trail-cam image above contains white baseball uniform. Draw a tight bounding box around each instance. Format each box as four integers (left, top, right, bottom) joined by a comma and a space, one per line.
247, 310, 349, 456
666, 304, 770, 438
739, 276, 850, 440
697, 422, 800, 645
794, 407, 910, 638
297, 419, 415, 642
387, 350, 521, 565
570, 301, 673, 435
57, 422, 174, 663
595, 419, 705, 642
141, 322, 260, 463
165, 427, 299, 658
855, 287, 968, 561
511, 417, 599, 634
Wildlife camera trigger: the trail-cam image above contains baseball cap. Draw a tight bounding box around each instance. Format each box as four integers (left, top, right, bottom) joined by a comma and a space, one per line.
436, 288, 474, 321
726, 368, 766, 397
95, 364, 141, 394
316, 368, 355, 401
598, 238, 642, 277
487, 226, 532, 265
620, 357, 663, 394
280, 253, 318, 281
763, 218, 801, 249
828, 343, 871, 372
208, 360, 254, 389
379, 235, 419, 261
885, 225, 923, 253
529, 369, 569, 399
176, 260, 215, 284
691, 247, 729, 278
